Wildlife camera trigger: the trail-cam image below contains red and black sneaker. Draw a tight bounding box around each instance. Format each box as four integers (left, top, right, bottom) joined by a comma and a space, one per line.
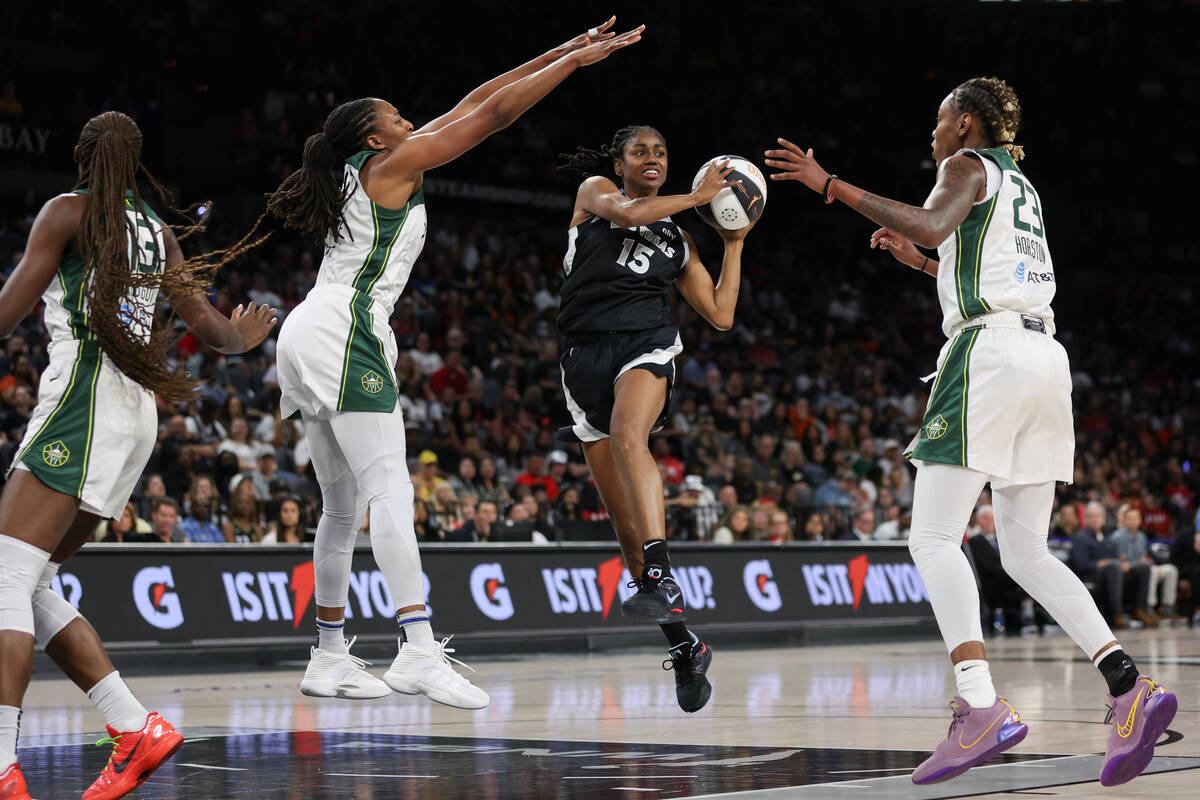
663, 635, 713, 713
0, 764, 31, 800
620, 567, 687, 624
84, 712, 183, 800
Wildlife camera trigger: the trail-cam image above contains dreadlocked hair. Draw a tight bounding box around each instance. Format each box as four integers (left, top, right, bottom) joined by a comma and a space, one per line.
557, 124, 664, 182
75, 111, 270, 402
265, 98, 380, 242
952, 77, 1025, 161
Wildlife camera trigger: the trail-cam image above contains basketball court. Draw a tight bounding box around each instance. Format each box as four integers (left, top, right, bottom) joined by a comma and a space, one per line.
18, 626, 1197, 798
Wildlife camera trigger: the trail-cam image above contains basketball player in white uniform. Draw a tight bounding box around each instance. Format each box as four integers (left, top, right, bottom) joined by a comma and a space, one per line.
266, 21, 643, 705
766, 77, 1175, 787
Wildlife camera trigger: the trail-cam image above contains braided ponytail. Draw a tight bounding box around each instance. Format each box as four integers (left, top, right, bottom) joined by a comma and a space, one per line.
266, 98, 380, 241
952, 77, 1025, 161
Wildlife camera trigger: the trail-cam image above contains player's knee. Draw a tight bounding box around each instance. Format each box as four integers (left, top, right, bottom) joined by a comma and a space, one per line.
0, 535, 51, 636
32, 585, 81, 648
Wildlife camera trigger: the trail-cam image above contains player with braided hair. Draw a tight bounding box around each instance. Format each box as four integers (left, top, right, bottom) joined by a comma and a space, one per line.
557, 125, 752, 712
267, 19, 643, 708
766, 76, 1176, 786
0, 110, 277, 800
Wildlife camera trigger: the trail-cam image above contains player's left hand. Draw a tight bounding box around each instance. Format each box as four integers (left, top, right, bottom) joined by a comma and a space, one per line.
764, 138, 829, 194
718, 217, 757, 242
554, 16, 617, 56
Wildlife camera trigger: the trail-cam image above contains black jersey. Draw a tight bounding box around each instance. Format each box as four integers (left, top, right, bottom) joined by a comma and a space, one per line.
557, 213, 690, 336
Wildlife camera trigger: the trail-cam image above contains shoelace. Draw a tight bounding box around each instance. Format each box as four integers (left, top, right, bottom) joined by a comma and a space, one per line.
94, 732, 125, 772
342, 635, 372, 670
661, 644, 692, 671
431, 635, 477, 680
945, 700, 969, 738
1103, 678, 1158, 725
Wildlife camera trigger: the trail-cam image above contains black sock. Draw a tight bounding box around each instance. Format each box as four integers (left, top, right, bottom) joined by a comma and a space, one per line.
642, 539, 671, 581
660, 622, 692, 649
1098, 649, 1139, 697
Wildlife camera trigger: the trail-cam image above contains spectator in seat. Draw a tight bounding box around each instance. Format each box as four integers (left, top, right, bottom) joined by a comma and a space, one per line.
1170, 524, 1200, 623
712, 505, 751, 544
839, 506, 876, 541
766, 509, 793, 543
223, 476, 264, 543
515, 452, 558, 501
179, 484, 225, 543
815, 468, 857, 510
1071, 502, 1154, 628
799, 511, 826, 542
262, 497, 305, 544
148, 497, 183, 543
430, 348, 469, 398
96, 502, 154, 543
965, 506, 1046, 635
446, 499, 499, 542
413, 449, 450, 503
1111, 507, 1178, 620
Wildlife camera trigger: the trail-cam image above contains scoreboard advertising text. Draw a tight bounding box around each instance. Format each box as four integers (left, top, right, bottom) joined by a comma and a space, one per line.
50, 544, 932, 647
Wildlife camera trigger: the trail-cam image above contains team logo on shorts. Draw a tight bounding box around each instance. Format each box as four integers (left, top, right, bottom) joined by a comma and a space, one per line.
361, 370, 384, 394
42, 441, 71, 467
924, 415, 948, 440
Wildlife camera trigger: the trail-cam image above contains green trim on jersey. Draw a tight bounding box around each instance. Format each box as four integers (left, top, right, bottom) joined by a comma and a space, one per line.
57, 251, 93, 341
350, 190, 423, 294
15, 341, 103, 498
977, 147, 1018, 173
336, 291, 398, 412
346, 150, 381, 171
953, 193, 997, 319
911, 328, 980, 467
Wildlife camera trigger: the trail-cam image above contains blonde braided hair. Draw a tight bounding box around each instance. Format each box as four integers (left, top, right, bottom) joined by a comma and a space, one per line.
952, 77, 1025, 161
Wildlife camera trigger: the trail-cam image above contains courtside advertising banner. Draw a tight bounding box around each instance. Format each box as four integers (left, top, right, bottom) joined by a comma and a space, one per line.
52, 544, 931, 647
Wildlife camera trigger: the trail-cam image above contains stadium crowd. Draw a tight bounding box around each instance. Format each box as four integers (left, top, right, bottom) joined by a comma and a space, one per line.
1, 3, 1197, 627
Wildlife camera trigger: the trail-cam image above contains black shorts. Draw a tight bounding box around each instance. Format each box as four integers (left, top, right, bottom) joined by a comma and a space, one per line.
557, 327, 683, 444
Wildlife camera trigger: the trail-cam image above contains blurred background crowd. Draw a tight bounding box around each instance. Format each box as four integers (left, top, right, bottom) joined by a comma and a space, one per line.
1, 0, 1198, 623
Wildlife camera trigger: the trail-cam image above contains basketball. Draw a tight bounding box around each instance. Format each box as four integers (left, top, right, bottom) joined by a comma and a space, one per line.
691, 156, 768, 230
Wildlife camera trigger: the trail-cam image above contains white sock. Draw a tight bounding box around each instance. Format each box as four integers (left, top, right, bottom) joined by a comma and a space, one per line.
397, 610, 433, 649
316, 618, 347, 654
0, 705, 19, 770
86, 671, 149, 733
955, 659, 998, 709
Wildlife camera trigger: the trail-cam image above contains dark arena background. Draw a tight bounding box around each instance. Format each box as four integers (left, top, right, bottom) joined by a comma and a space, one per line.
1, 1, 1198, 798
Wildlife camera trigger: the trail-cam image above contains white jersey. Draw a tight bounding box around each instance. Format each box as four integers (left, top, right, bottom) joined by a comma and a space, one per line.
935, 148, 1056, 337
313, 150, 427, 318
43, 190, 165, 350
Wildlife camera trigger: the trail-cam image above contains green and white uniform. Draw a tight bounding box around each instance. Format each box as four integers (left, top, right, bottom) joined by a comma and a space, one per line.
277, 150, 427, 419
907, 148, 1073, 487
13, 190, 161, 518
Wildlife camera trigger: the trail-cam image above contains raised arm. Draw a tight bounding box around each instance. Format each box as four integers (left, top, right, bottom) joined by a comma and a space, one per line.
416, 17, 618, 135
575, 160, 736, 230
0, 193, 82, 338
674, 226, 751, 332
376, 26, 643, 182
764, 138, 985, 249
162, 228, 277, 354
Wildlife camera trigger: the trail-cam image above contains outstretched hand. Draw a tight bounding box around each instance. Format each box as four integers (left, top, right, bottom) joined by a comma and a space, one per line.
230, 302, 278, 352
719, 217, 757, 242
869, 227, 924, 270
553, 16, 617, 56
571, 24, 644, 66
691, 159, 741, 206
764, 138, 829, 194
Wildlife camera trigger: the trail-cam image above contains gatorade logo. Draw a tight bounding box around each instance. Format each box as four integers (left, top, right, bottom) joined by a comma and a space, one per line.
924, 415, 948, 440
132, 566, 184, 630
470, 563, 514, 621
42, 440, 70, 467
361, 371, 384, 394
743, 559, 782, 612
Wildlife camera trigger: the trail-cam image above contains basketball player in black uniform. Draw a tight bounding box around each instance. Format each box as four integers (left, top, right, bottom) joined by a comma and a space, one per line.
558, 126, 753, 711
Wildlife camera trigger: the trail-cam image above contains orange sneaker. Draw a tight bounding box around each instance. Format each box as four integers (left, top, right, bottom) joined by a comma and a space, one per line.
0, 764, 31, 800
83, 712, 183, 800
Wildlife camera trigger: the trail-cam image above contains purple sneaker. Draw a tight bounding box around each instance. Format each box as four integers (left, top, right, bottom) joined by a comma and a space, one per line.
912, 696, 1028, 785
1100, 676, 1178, 787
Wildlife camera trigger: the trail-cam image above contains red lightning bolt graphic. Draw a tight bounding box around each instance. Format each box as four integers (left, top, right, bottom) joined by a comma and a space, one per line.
597, 556, 626, 620
152, 583, 167, 609
291, 561, 315, 630
848, 554, 870, 611
485, 578, 499, 601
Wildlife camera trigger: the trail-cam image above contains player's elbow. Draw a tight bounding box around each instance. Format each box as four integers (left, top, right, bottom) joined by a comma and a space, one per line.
709, 312, 734, 332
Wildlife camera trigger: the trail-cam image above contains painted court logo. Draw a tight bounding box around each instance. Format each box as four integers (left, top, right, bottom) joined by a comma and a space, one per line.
361, 370, 384, 394
42, 440, 70, 467
924, 415, 948, 440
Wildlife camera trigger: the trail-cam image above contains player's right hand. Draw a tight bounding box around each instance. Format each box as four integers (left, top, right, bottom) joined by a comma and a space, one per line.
230, 302, 278, 352
691, 160, 741, 206
572, 24, 644, 66
869, 227, 924, 270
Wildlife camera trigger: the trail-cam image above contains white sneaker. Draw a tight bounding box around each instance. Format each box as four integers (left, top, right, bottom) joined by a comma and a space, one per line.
383, 636, 490, 709
299, 636, 392, 700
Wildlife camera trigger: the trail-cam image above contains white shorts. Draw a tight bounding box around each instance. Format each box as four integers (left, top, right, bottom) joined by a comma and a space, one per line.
12, 340, 156, 519
907, 311, 1074, 488
277, 285, 399, 420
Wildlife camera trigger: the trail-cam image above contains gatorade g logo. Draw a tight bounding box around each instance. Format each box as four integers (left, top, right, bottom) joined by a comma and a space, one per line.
924, 415, 948, 440
42, 440, 70, 467
743, 559, 782, 612
470, 563, 514, 621
361, 371, 384, 394
132, 566, 184, 630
